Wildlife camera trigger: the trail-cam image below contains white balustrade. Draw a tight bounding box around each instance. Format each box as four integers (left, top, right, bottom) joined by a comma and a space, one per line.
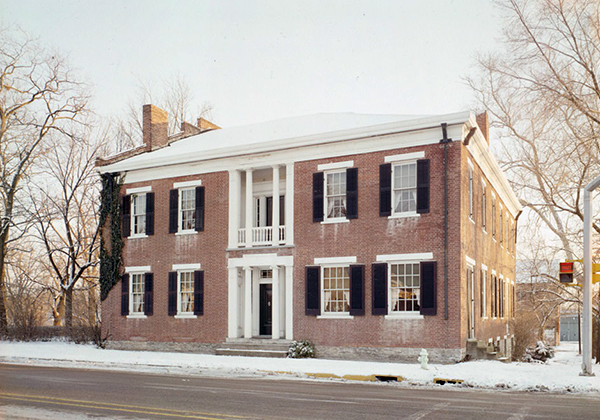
237, 226, 286, 247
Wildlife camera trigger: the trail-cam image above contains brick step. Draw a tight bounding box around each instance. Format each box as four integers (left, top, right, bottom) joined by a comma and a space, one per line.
215, 348, 288, 358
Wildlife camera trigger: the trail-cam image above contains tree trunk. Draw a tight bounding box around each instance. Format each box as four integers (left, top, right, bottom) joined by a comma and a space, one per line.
53, 294, 65, 327
0, 230, 9, 334
65, 288, 73, 329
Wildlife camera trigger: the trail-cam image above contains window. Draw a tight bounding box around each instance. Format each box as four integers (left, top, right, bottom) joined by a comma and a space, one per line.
468, 165, 474, 219
131, 194, 146, 236
481, 183, 487, 231
390, 262, 420, 313
492, 196, 497, 239
178, 271, 195, 314
130, 273, 145, 314
322, 266, 350, 313
325, 171, 347, 220
480, 268, 487, 318
180, 188, 196, 231
491, 274, 497, 317
499, 277, 505, 318
499, 207, 504, 246
393, 162, 417, 215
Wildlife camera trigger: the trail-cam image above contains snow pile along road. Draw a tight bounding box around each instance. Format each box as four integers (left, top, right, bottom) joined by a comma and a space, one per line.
0, 341, 597, 393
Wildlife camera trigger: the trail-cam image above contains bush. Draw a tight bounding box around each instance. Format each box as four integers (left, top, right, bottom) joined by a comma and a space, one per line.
1, 325, 108, 348
287, 339, 315, 358
523, 341, 555, 363
510, 310, 538, 361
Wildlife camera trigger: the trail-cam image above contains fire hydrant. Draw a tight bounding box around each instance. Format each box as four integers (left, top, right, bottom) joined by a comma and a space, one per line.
418, 348, 429, 370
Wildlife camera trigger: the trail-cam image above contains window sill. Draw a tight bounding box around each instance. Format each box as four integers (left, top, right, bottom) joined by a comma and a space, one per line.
469, 217, 475, 225
317, 314, 354, 320
388, 213, 420, 220
321, 218, 349, 225
174, 314, 198, 319
126, 314, 147, 319
482, 228, 487, 234
176, 230, 197, 236
128, 234, 148, 240
385, 313, 424, 320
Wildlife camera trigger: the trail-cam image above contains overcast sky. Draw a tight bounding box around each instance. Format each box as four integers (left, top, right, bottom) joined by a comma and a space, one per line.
2, 1, 504, 128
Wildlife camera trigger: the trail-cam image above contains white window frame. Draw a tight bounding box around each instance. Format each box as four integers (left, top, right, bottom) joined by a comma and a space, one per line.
481, 181, 487, 233
387, 260, 422, 318
391, 160, 418, 218
175, 270, 197, 318
178, 187, 196, 234
129, 272, 146, 318
491, 194, 497, 240
481, 266, 488, 319
468, 161, 474, 221
130, 193, 147, 237
323, 169, 348, 223
317, 264, 353, 319
499, 205, 504, 247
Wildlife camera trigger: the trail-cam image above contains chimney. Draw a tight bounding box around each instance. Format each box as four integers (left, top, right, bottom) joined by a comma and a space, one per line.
476, 111, 489, 145
196, 117, 221, 132
181, 121, 202, 137
143, 104, 169, 151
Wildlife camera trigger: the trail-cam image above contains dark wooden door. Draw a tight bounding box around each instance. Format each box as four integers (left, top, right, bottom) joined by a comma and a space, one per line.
259, 284, 272, 336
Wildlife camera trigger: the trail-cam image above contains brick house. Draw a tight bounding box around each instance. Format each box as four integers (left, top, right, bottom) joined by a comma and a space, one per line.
97, 105, 521, 362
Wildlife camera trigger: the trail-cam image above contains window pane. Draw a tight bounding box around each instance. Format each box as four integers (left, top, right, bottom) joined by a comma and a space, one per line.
322, 266, 350, 313
390, 263, 420, 313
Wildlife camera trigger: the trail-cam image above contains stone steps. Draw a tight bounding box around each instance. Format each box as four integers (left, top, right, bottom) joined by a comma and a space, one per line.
215, 339, 292, 358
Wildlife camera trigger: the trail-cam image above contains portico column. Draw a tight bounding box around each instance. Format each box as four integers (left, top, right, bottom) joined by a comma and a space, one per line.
285, 163, 294, 245
245, 169, 253, 247
285, 264, 294, 339
227, 267, 239, 338
228, 170, 241, 248
271, 265, 280, 339
272, 166, 280, 246
244, 267, 252, 338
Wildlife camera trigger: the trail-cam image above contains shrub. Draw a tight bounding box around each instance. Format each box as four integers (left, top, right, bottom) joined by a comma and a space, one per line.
287, 339, 315, 358
523, 341, 555, 363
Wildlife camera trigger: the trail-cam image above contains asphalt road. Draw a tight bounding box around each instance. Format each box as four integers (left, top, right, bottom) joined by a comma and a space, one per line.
0, 363, 599, 419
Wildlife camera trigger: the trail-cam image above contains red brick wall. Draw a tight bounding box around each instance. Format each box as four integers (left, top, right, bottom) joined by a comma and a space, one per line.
102, 171, 229, 343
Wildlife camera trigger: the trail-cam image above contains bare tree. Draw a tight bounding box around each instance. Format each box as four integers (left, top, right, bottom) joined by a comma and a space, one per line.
29, 125, 103, 328
0, 28, 88, 332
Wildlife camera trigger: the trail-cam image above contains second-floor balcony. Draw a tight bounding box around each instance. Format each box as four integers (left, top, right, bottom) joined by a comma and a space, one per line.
238, 226, 286, 247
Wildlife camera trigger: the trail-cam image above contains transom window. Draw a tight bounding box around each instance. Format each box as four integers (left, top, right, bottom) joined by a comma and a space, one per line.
131, 273, 145, 314
179, 271, 194, 314
390, 262, 420, 312
322, 266, 350, 313
131, 194, 146, 235
325, 171, 347, 219
393, 162, 417, 214
180, 188, 196, 231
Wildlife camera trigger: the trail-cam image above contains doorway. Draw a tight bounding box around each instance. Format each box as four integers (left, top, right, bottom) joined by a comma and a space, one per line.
259, 284, 272, 336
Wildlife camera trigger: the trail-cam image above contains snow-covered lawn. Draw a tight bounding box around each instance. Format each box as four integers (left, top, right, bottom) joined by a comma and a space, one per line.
0, 340, 598, 394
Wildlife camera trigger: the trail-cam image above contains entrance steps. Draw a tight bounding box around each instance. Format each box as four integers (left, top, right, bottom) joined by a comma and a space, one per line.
466, 338, 510, 362
215, 338, 292, 358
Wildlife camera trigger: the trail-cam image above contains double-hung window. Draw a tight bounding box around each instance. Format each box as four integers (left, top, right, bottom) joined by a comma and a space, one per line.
180, 188, 196, 232
481, 182, 487, 231
168, 264, 204, 317
178, 271, 195, 314
322, 266, 350, 313
312, 161, 358, 223
492, 195, 497, 239
390, 262, 420, 313
169, 181, 205, 234
130, 273, 145, 314
131, 194, 146, 236
468, 164, 474, 220
122, 187, 154, 238
325, 171, 347, 220
480, 267, 487, 318
121, 267, 153, 318
392, 162, 417, 215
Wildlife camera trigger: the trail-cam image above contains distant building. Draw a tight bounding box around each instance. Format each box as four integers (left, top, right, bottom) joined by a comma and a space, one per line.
97, 105, 520, 362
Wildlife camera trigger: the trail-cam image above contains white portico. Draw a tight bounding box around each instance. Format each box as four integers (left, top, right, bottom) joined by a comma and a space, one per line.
227, 253, 294, 340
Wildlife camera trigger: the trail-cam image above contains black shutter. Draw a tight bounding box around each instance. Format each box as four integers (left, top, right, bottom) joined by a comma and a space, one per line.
420, 261, 437, 316
121, 274, 129, 316
195, 186, 205, 232
144, 273, 153, 316
346, 167, 358, 219
372, 263, 388, 315
122, 195, 131, 238
379, 164, 392, 217
349, 265, 365, 316
416, 159, 430, 214
305, 266, 320, 315
169, 189, 178, 233
194, 270, 204, 315
168, 272, 177, 316
145, 193, 155, 235
312, 172, 324, 222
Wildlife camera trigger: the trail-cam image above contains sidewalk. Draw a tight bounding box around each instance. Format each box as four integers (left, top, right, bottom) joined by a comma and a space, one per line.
0, 341, 598, 393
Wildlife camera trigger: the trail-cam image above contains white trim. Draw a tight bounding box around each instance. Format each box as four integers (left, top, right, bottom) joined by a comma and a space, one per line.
172, 263, 202, 271
173, 179, 203, 188
174, 314, 198, 319
491, 269, 497, 276
467, 158, 474, 169
376, 252, 433, 262
126, 186, 152, 194
228, 253, 293, 268
175, 230, 197, 236
385, 313, 424, 320
127, 234, 148, 240
481, 263, 488, 271
466, 255, 476, 267
320, 218, 350, 225
125, 266, 151, 273
384, 151, 425, 163
317, 160, 354, 171
126, 314, 147, 319
314, 256, 357, 265
388, 212, 420, 220
317, 314, 354, 320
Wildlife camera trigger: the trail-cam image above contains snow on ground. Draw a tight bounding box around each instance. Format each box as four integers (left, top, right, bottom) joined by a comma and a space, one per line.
0, 340, 598, 394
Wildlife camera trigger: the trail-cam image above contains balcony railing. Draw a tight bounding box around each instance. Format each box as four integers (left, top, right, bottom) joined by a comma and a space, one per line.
237, 226, 286, 247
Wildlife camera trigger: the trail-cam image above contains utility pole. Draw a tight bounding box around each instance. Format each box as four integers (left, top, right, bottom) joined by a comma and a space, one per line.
581, 173, 600, 376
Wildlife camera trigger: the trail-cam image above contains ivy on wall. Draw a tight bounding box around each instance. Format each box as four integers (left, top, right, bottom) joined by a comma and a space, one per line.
99, 173, 124, 301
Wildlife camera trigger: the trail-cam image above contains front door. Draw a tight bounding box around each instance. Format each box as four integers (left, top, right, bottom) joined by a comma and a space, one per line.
259, 284, 272, 336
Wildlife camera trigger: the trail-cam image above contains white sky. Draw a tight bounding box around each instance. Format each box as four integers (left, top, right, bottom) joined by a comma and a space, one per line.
2, 1, 503, 127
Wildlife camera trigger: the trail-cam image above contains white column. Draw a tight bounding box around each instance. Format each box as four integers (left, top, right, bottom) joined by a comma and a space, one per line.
245, 169, 253, 247
285, 264, 294, 340
228, 170, 241, 248
272, 166, 280, 246
271, 266, 280, 339
285, 163, 294, 245
227, 267, 239, 338
244, 267, 252, 338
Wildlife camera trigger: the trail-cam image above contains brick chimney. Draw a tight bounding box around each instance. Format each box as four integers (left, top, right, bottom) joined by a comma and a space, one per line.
143, 104, 169, 152
476, 111, 489, 145
197, 117, 221, 132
